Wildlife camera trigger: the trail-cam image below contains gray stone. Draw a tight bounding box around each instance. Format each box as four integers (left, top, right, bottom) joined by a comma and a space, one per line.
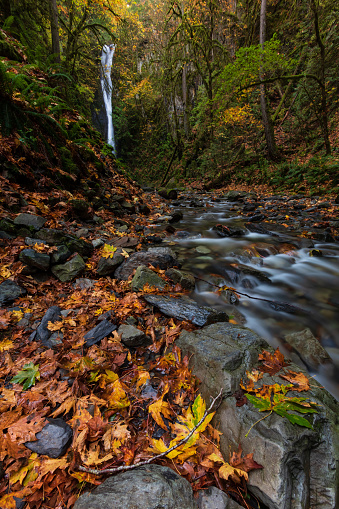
92, 238, 104, 248
24, 237, 48, 247
144, 295, 229, 327
73, 464, 198, 509
51, 245, 72, 265
197, 487, 242, 509
284, 328, 332, 368
223, 190, 248, 201
118, 324, 151, 348
115, 247, 177, 281
51, 254, 86, 282
97, 251, 125, 276
84, 320, 117, 347
24, 418, 72, 458
30, 306, 62, 347
14, 213, 46, 230
36, 229, 93, 258
74, 278, 96, 290
177, 322, 339, 509
19, 248, 50, 271
0, 280, 26, 306
75, 228, 89, 238
131, 265, 166, 292
70, 199, 92, 220
165, 268, 196, 291
237, 263, 271, 283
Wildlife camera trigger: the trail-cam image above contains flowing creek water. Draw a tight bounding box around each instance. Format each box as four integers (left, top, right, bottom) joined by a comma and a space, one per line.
156, 192, 339, 399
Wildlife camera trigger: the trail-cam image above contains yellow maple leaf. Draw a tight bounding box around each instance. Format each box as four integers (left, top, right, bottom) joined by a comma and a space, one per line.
101, 244, 117, 259
10, 453, 40, 486
0, 340, 14, 353
148, 391, 172, 430
121, 248, 130, 258
136, 369, 150, 389
11, 310, 24, 322
0, 265, 12, 279
47, 320, 63, 331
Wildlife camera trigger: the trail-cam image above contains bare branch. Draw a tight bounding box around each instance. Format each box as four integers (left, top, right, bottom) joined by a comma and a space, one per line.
77, 389, 223, 476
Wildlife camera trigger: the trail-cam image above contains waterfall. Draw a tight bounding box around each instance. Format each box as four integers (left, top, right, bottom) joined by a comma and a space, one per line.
100, 44, 116, 154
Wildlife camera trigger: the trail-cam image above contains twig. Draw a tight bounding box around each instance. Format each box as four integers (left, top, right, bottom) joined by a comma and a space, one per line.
78, 388, 223, 476
194, 275, 306, 312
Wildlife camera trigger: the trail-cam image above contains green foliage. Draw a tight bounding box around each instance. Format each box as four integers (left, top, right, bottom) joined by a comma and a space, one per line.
245, 390, 318, 430
11, 362, 41, 390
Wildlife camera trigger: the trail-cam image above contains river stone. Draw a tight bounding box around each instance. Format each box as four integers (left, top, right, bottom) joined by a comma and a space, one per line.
0, 280, 26, 306
144, 294, 229, 327
51, 245, 72, 265
115, 247, 177, 281
131, 265, 166, 292
51, 254, 86, 282
24, 418, 72, 458
284, 328, 332, 368
29, 306, 62, 347
165, 268, 195, 291
197, 487, 242, 509
177, 322, 339, 509
36, 229, 93, 258
224, 190, 248, 201
118, 324, 151, 347
212, 224, 247, 237
14, 213, 46, 231
19, 248, 50, 271
237, 263, 271, 283
70, 199, 92, 220
97, 250, 125, 277
73, 464, 198, 509
84, 320, 117, 347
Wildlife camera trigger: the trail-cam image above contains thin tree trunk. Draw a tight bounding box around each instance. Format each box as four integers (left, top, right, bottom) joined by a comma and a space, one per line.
49, 0, 61, 62
259, 0, 280, 160
310, 0, 331, 154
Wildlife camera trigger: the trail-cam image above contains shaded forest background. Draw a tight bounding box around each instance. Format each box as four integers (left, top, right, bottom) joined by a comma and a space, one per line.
0, 0, 339, 194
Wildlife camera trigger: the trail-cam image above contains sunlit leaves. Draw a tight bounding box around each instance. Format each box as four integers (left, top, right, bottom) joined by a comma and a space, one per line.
101, 244, 117, 258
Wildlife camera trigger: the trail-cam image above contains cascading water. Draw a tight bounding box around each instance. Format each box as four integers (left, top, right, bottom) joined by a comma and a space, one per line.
100, 44, 116, 154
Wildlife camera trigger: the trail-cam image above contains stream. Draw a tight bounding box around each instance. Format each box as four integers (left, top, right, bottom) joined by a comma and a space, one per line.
156, 191, 339, 399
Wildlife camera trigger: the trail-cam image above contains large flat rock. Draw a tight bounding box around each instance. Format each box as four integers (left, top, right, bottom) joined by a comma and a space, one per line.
73, 464, 198, 509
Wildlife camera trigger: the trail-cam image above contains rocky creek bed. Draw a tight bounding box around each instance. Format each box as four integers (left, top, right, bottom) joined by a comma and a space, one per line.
0, 186, 338, 509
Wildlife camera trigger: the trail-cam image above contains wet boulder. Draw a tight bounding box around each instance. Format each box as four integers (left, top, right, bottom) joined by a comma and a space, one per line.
29, 306, 62, 347
177, 322, 339, 509
14, 213, 47, 231
51, 254, 86, 282
19, 249, 50, 271
73, 464, 198, 509
97, 250, 125, 277
118, 324, 151, 348
165, 268, 195, 291
84, 320, 117, 347
144, 294, 228, 327
131, 265, 166, 292
284, 328, 332, 368
115, 247, 177, 281
0, 279, 26, 306
25, 418, 72, 458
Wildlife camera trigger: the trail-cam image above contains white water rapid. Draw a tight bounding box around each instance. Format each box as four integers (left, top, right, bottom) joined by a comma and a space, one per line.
100, 44, 116, 154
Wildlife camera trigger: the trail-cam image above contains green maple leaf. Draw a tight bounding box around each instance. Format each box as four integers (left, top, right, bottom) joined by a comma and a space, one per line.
11, 362, 40, 390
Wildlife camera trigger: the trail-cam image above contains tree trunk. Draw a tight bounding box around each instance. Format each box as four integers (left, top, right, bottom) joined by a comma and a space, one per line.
310, 0, 331, 154
49, 0, 61, 62
259, 0, 280, 160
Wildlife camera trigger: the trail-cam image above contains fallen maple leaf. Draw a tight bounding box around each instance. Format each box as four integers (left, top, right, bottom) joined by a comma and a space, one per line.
280, 370, 310, 392
230, 444, 263, 473
0, 339, 15, 353
47, 320, 63, 331
258, 347, 290, 375
101, 244, 117, 259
